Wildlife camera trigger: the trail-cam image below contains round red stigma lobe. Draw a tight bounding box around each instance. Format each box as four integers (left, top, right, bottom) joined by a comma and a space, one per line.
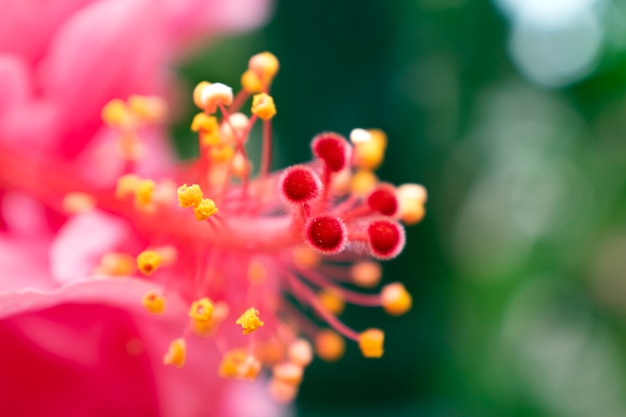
279, 165, 322, 204
367, 219, 405, 260
367, 185, 398, 216
305, 215, 347, 254
311, 133, 350, 172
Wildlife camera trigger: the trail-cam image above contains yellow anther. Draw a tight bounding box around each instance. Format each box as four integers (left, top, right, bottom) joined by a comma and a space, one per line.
353, 129, 387, 170
208, 144, 234, 164
199, 82, 233, 114
127, 95, 167, 123
191, 112, 219, 133
288, 339, 314, 367
381, 283, 412, 316
193, 198, 218, 221
189, 297, 214, 322
269, 378, 298, 404
236, 308, 264, 335
350, 169, 378, 196
350, 261, 382, 288
115, 174, 141, 199
134, 179, 156, 207
314, 330, 345, 362
318, 288, 345, 316
220, 112, 250, 145
272, 362, 304, 386
177, 184, 203, 208
193, 81, 211, 109
231, 153, 252, 178
97, 253, 136, 277
251, 93, 276, 120
249, 52, 280, 82
101, 98, 130, 128
358, 328, 384, 358
218, 349, 261, 380
331, 168, 352, 196
191, 301, 228, 336
62, 192, 96, 214
241, 70, 264, 93
163, 338, 186, 368
292, 246, 321, 269
350, 128, 372, 144
136, 250, 162, 276
397, 183, 427, 225
248, 260, 267, 284
142, 291, 166, 314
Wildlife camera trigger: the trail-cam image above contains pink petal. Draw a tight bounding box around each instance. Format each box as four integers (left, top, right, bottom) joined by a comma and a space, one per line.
40, 0, 165, 157
162, 0, 273, 45
50, 210, 134, 284
0, 0, 94, 63
0, 237, 54, 292
0, 303, 160, 416
0, 54, 30, 115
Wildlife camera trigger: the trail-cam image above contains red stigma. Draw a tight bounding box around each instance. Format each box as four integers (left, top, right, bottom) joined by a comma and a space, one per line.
367, 220, 405, 260
279, 165, 322, 204
367, 186, 398, 216
305, 215, 347, 254
311, 133, 350, 172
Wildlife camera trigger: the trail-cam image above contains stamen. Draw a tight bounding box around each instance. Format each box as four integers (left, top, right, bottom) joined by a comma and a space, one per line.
177, 184, 203, 208
142, 291, 166, 314
351, 169, 378, 196
218, 349, 261, 380
97, 253, 136, 277
101, 99, 131, 128
236, 308, 264, 335
199, 82, 233, 114
193, 198, 218, 221
269, 378, 298, 404
353, 128, 387, 170
127, 95, 167, 124
136, 250, 162, 276
397, 183, 427, 225
163, 338, 186, 368
62, 192, 96, 214
248, 52, 280, 84
350, 261, 382, 288
317, 288, 345, 316
241, 70, 265, 93
292, 246, 321, 269
314, 330, 345, 362
288, 339, 314, 367
358, 329, 384, 358
349, 128, 372, 144
115, 174, 141, 199
381, 283, 412, 316
272, 362, 304, 385
251, 93, 276, 120
193, 81, 211, 109
134, 179, 156, 208
188, 297, 214, 322
220, 112, 249, 145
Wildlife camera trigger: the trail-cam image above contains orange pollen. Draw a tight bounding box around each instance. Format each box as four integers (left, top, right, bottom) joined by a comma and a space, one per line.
188, 297, 214, 322
218, 349, 261, 380
314, 330, 345, 362
142, 291, 166, 314
163, 338, 186, 368
358, 329, 385, 358
136, 250, 162, 276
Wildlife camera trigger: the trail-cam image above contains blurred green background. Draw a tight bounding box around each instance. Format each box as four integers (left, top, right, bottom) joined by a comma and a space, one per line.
173, 0, 626, 415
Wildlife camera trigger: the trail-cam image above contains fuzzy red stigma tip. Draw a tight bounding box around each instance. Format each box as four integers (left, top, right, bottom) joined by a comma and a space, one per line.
367, 185, 398, 216
305, 215, 347, 254
279, 165, 322, 204
367, 219, 405, 260
311, 132, 350, 172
